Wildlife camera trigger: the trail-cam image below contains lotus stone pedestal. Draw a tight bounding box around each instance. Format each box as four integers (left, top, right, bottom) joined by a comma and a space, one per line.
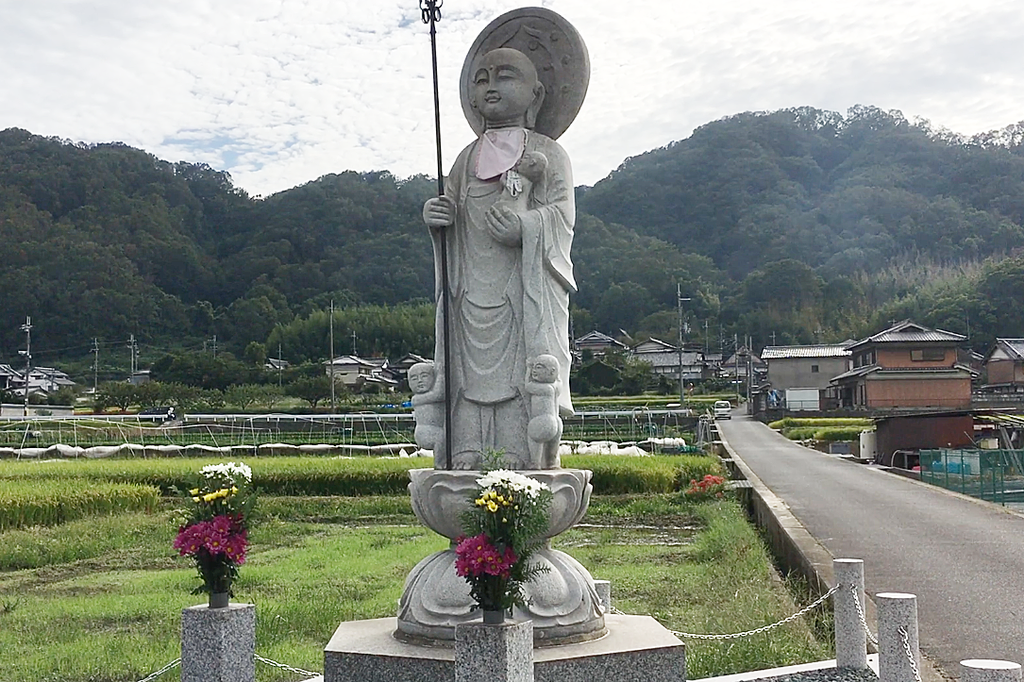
396, 468, 605, 645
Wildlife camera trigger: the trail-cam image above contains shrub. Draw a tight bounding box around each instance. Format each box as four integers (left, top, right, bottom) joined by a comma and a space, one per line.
812, 427, 866, 442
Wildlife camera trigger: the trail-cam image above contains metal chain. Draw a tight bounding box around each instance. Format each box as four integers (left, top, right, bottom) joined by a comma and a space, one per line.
255, 653, 320, 678
667, 584, 840, 641
898, 626, 922, 682
848, 582, 879, 646
135, 658, 180, 682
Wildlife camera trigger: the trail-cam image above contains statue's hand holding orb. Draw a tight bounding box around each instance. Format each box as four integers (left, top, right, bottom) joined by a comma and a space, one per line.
484, 204, 522, 245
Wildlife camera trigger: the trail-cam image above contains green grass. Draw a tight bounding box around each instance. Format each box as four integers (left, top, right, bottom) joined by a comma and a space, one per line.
565, 500, 828, 675
0, 491, 831, 682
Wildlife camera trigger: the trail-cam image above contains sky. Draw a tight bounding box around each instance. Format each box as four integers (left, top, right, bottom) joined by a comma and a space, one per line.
2, 0, 1023, 198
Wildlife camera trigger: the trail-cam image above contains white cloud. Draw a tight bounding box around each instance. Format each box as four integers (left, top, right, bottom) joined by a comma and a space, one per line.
1, 0, 1022, 195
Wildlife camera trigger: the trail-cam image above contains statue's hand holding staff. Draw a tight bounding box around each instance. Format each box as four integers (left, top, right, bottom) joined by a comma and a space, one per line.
424, 196, 457, 229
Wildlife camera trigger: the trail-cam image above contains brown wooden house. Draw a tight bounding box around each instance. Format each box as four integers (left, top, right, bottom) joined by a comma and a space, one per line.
830, 320, 971, 410
983, 339, 1024, 389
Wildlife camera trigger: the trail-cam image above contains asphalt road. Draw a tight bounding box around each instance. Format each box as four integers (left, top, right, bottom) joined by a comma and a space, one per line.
717, 414, 1024, 677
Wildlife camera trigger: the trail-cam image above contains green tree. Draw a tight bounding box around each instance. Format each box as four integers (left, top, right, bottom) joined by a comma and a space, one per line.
224, 384, 263, 410
96, 382, 137, 412
243, 342, 268, 367
286, 375, 332, 408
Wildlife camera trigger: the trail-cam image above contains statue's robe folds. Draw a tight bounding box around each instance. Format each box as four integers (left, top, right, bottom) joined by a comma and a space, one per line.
431, 131, 576, 465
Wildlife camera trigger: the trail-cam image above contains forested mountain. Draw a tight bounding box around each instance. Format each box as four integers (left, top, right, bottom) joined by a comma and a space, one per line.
2, 105, 1024, 380
578, 106, 1024, 349
580, 106, 1024, 277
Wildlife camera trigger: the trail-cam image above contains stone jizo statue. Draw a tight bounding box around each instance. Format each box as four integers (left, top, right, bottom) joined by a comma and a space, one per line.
398, 7, 604, 644
421, 39, 585, 470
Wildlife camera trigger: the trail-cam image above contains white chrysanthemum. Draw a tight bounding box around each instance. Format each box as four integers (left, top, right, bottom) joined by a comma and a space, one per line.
476, 470, 548, 498
201, 461, 252, 484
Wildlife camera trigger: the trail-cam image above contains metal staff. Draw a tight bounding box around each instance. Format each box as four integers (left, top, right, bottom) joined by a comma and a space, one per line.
420, 0, 453, 470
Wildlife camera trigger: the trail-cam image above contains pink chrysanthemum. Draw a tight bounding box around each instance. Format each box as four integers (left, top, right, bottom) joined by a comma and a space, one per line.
454, 533, 516, 579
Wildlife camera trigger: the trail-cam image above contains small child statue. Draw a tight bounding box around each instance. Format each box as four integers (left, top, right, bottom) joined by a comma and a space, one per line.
524, 354, 562, 469
494, 150, 548, 213
409, 362, 446, 469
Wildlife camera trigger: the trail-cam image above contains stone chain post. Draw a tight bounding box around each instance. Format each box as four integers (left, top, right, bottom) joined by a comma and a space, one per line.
833, 558, 869, 669
960, 660, 1023, 682
877, 592, 919, 682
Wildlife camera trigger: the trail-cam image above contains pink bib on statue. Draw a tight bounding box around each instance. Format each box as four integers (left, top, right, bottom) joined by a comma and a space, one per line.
474, 128, 526, 180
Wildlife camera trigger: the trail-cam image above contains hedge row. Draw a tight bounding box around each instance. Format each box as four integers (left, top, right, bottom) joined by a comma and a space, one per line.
0, 455, 724, 497
0, 480, 160, 531
768, 417, 872, 429
780, 426, 868, 442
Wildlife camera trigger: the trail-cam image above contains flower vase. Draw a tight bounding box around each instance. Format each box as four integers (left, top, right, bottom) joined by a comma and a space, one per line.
209, 591, 230, 609
482, 609, 506, 624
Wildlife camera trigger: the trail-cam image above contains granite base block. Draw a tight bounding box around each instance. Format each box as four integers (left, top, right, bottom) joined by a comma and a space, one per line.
456, 620, 533, 682
324, 614, 685, 682
181, 602, 255, 682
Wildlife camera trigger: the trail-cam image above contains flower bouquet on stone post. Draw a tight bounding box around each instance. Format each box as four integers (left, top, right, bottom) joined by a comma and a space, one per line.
455, 470, 552, 623
173, 462, 256, 608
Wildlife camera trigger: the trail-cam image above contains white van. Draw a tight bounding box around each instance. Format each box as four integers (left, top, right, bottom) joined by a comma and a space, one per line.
713, 400, 732, 420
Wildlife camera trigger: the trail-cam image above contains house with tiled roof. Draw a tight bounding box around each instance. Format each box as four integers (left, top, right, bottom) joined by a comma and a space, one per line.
762, 343, 853, 411
630, 338, 706, 382
324, 355, 396, 388
829, 320, 971, 409
983, 339, 1024, 389
762, 344, 853, 391
574, 330, 627, 357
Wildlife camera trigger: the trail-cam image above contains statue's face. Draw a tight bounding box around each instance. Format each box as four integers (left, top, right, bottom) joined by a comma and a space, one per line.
530, 358, 557, 383
472, 48, 539, 127
409, 365, 435, 393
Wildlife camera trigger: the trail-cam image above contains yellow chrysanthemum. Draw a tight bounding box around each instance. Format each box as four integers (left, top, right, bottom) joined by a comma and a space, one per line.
487, 501, 499, 513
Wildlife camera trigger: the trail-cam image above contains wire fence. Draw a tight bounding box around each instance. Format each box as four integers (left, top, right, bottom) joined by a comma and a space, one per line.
0, 410, 703, 453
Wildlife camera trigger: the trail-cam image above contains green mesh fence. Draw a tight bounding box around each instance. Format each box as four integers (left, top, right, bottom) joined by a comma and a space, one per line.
919, 449, 1024, 506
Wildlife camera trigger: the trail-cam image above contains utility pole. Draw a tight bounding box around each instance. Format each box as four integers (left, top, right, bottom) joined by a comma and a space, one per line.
351, 330, 357, 357
19, 317, 31, 417
747, 334, 753, 409
211, 335, 217, 358
734, 333, 740, 403
676, 284, 691, 406
329, 300, 336, 413
127, 334, 138, 378
277, 343, 283, 388
91, 338, 99, 393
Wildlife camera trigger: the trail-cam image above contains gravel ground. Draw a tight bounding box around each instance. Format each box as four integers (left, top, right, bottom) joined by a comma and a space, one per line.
762, 669, 878, 682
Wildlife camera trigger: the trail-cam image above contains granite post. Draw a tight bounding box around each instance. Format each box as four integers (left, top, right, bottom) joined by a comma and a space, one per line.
960, 660, 1023, 682
594, 580, 611, 613
833, 558, 868, 669
456, 619, 534, 682
181, 603, 255, 682
877, 592, 918, 682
